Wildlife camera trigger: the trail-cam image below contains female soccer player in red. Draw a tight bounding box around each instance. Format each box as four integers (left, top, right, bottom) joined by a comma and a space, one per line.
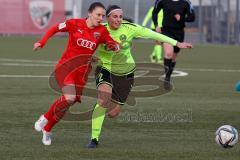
33, 2, 119, 146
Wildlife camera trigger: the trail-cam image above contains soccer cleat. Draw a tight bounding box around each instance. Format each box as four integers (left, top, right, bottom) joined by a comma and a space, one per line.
34, 115, 48, 132
42, 130, 52, 146
163, 77, 172, 90
86, 138, 99, 148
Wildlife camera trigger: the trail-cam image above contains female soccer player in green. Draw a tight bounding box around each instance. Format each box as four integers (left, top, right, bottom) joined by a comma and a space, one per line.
87, 5, 192, 148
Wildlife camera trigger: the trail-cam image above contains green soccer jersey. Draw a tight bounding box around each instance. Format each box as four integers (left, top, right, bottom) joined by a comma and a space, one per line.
97, 21, 177, 75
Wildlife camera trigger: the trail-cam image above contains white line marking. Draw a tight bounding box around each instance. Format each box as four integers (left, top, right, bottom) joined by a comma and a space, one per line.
0, 63, 53, 67
0, 59, 239, 73
172, 70, 188, 77
0, 75, 49, 78
0, 58, 56, 64
178, 68, 240, 73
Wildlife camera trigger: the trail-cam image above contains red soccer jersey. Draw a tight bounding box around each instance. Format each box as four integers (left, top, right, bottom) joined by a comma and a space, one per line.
39, 18, 116, 64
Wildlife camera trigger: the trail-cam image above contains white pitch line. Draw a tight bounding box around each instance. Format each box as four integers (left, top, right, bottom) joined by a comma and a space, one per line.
0, 75, 49, 78
178, 68, 240, 73
0, 58, 239, 73
0, 58, 56, 64
0, 63, 53, 67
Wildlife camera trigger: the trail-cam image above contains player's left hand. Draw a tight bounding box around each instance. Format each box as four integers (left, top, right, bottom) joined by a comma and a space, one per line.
176, 42, 193, 49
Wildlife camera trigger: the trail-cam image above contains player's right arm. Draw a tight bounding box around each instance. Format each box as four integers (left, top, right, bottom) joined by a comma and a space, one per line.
133, 24, 192, 49
33, 20, 70, 51
152, 0, 163, 31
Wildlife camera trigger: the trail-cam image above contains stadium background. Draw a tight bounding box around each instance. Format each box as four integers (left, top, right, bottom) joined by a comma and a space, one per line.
0, 0, 239, 160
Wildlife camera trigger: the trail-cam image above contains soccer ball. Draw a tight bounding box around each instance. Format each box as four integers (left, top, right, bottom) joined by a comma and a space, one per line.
235, 81, 240, 92
215, 125, 238, 148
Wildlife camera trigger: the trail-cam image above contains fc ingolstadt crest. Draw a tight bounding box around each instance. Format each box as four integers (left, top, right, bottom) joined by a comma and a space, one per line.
29, 0, 53, 29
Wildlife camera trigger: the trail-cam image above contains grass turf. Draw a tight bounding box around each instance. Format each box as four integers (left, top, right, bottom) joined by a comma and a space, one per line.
0, 36, 239, 160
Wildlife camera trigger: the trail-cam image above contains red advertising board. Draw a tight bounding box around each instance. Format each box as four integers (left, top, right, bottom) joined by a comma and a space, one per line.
0, 0, 65, 34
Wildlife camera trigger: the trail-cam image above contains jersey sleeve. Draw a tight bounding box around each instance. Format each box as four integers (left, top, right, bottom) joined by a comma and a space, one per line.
152, 0, 163, 28
133, 24, 177, 46
99, 27, 119, 51
99, 27, 116, 44
38, 20, 71, 47
185, 0, 195, 22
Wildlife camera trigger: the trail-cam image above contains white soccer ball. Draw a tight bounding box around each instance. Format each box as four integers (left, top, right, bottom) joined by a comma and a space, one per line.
215, 125, 238, 148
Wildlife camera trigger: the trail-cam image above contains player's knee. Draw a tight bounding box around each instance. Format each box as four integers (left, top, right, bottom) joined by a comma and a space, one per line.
108, 106, 121, 118
64, 94, 76, 105
164, 51, 173, 59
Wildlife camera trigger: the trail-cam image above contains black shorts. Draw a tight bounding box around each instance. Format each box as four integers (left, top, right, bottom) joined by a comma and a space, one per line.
95, 67, 134, 105
161, 27, 185, 53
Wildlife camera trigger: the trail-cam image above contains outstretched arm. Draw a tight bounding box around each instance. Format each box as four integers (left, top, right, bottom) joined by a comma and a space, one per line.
135, 25, 193, 49
33, 21, 69, 51
33, 25, 59, 51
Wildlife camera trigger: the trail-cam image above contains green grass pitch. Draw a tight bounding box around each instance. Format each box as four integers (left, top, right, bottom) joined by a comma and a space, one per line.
0, 36, 239, 160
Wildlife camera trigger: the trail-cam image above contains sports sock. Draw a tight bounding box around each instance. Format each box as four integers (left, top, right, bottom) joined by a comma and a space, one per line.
44, 117, 58, 132
164, 58, 172, 81
43, 95, 71, 132
91, 103, 107, 141
154, 45, 162, 61
169, 61, 176, 76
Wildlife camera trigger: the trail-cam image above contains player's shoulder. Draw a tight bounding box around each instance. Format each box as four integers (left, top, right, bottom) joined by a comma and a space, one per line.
121, 21, 138, 28
120, 21, 142, 34
183, 0, 192, 5
95, 23, 109, 33
98, 23, 108, 30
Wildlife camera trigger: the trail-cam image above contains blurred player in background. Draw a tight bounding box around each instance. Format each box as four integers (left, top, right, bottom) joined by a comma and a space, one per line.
87, 5, 193, 148
152, 0, 195, 89
33, 2, 119, 146
142, 6, 163, 64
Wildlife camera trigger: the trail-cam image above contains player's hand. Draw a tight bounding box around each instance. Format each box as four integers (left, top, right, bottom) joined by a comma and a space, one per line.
176, 42, 193, 49
33, 42, 42, 51
106, 42, 120, 53
174, 14, 181, 21
91, 56, 99, 63
155, 26, 161, 33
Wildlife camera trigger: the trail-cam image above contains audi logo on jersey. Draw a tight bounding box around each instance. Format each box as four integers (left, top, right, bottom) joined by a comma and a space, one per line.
77, 38, 96, 50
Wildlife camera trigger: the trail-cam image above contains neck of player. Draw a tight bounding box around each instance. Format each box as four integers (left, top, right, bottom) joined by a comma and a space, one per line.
86, 18, 94, 29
